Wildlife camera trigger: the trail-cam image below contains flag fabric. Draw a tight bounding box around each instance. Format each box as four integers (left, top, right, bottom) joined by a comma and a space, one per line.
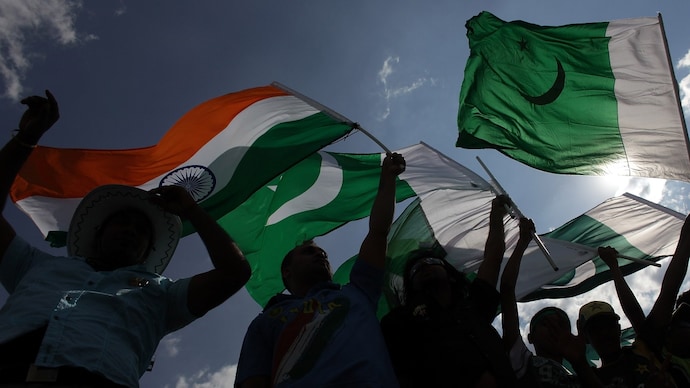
216, 142, 488, 307
457, 11, 690, 181
333, 177, 600, 318
522, 193, 685, 302
11, 83, 355, 245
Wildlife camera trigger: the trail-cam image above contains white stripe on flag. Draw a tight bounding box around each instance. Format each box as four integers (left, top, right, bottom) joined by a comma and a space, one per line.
608, 17, 690, 179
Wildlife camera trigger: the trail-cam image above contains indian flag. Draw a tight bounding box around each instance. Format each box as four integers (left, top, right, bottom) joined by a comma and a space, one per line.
522, 192, 684, 302
457, 12, 690, 181
11, 83, 355, 246
216, 142, 486, 307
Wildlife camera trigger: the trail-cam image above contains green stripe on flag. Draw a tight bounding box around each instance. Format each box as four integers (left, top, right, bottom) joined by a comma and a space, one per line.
521, 193, 684, 302
458, 12, 620, 174
183, 112, 353, 235
457, 12, 690, 181
223, 143, 482, 307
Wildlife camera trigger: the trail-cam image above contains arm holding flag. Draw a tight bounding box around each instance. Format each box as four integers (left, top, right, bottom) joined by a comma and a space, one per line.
148, 185, 251, 317
500, 217, 534, 351
601, 213, 690, 334
477, 195, 509, 286
357, 152, 405, 270
599, 246, 646, 332
646, 214, 690, 329
0, 90, 59, 261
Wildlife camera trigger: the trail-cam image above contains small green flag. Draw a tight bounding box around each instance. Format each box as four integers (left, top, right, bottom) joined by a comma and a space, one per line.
457, 12, 690, 181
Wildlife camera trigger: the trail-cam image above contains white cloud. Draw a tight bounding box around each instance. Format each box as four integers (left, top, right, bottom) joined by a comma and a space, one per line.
162, 336, 182, 357
0, 0, 91, 100
613, 177, 666, 204
376, 55, 436, 120
677, 48, 690, 116
174, 364, 237, 388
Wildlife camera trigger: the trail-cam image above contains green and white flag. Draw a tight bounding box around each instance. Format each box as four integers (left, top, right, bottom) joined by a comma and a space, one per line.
457, 12, 690, 181
334, 181, 600, 318
220, 142, 483, 307
522, 193, 684, 302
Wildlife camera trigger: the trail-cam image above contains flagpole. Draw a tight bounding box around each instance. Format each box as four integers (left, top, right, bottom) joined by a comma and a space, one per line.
271, 81, 355, 125
658, 13, 690, 167
617, 253, 662, 268
476, 157, 559, 271
354, 124, 392, 153
271, 82, 393, 154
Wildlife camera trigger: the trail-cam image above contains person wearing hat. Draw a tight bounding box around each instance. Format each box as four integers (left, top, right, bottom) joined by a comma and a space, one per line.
0, 91, 251, 387
235, 152, 405, 388
379, 195, 517, 388
500, 218, 603, 387
577, 300, 675, 387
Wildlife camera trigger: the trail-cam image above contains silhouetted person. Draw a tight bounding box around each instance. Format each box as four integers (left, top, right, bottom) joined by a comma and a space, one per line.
235, 153, 406, 388
0, 91, 251, 387
380, 195, 516, 388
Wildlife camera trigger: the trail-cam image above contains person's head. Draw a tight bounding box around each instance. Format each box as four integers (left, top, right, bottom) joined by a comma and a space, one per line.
577, 301, 621, 361
68, 185, 182, 273
281, 240, 332, 296
527, 307, 571, 359
94, 208, 155, 268
401, 249, 469, 305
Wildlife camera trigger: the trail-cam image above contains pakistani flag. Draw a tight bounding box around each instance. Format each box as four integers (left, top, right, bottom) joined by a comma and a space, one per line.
333, 175, 600, 318
217, 142, 481, 307
457, 12, 690, 181
522, 193, 685, 302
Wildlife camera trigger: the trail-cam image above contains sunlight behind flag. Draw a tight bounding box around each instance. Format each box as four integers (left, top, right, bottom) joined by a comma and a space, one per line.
457, 12, 690, 182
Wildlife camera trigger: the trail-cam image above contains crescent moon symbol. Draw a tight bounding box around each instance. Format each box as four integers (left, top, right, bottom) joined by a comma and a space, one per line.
521, 58, 565, 105
266, 152, 343, 226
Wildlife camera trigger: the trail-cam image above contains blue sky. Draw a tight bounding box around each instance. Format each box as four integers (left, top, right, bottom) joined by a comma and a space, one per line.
1, 1, 690, 386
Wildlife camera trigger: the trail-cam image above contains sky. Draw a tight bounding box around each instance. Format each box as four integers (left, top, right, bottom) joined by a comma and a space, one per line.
1, 1, 690, 386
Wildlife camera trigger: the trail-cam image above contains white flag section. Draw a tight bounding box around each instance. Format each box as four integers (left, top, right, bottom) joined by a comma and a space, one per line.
522, 193, 685, 301
386, 189, 601, 301
336, 188, 685, 316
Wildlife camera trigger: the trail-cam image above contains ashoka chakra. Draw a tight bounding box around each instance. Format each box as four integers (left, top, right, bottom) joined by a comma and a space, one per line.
160, 165, 216, 202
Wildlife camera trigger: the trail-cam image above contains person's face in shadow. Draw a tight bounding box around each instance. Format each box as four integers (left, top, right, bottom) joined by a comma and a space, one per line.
95, 209, 153, 269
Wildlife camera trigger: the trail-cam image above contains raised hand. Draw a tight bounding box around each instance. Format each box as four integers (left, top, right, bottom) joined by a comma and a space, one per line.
18, 90, 59, 142
383, 152, 406, 177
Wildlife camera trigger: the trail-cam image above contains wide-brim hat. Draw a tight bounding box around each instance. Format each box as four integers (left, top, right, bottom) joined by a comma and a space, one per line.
67, 185, 182, 274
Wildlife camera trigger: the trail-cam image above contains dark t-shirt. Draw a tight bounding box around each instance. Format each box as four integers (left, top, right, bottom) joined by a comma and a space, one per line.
594, 341, 669, 388
380, 279, 515, 388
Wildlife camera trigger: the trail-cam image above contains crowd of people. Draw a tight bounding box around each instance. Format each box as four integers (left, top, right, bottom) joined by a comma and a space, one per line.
1, 91, 689, 387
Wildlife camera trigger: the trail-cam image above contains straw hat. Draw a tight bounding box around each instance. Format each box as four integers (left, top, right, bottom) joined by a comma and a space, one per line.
67, 185, 182, 274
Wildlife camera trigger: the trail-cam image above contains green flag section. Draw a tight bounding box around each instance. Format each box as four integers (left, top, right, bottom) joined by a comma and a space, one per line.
11, 83, 355, 247
334, 181, 601, 318
457, 12, 690, 181
220, 142, 485, 307
522, 193, 685, 302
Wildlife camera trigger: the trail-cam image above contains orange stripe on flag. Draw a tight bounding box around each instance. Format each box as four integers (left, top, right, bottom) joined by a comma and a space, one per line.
11, 85, 289, 201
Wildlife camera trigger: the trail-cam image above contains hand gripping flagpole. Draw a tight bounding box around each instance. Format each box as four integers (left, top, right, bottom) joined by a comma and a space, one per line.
476, 157, 559, 271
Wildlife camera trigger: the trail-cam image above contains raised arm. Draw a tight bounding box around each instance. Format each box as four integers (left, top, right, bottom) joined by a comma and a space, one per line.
599, 246, 646, 332
476, 194, 509, 286
358, 152, 405, 269
0, 91, 59, 260
149, 185, 250, 317
500, 217, 533, 349
647, 214, 690, 328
